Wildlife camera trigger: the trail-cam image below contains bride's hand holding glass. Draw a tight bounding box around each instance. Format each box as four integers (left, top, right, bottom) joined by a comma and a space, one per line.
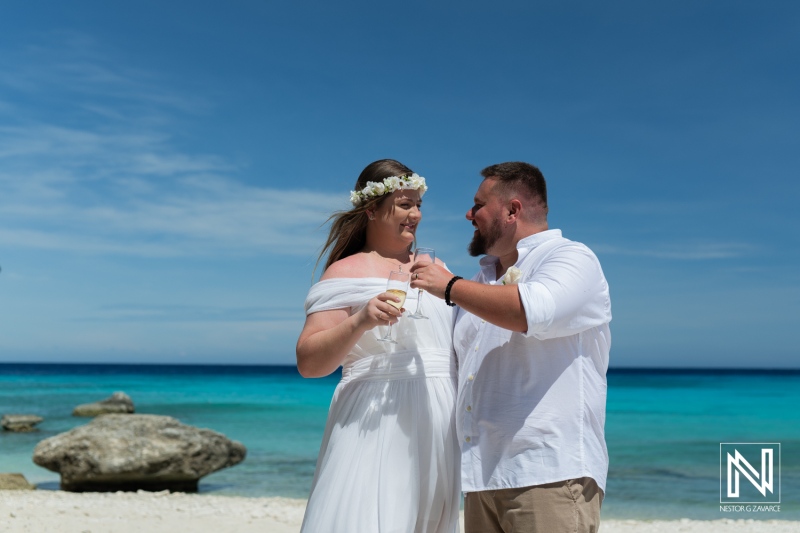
358, 292, 404, 329
355, 270, 407, 336
377, 270, 409, 343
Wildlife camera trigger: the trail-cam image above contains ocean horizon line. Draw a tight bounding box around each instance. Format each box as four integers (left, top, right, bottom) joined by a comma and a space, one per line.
1, 362, 799, 375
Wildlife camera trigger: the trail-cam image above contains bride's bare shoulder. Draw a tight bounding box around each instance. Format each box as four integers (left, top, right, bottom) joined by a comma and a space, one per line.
320, 253, 372, 281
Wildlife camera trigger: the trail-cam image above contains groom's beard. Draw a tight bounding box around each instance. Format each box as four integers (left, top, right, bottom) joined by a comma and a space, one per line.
468, 219, 502, 257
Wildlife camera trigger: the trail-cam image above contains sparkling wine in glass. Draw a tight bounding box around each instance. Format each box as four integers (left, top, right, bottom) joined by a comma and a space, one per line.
378, 270, 409, 343
408, 247, 435, 319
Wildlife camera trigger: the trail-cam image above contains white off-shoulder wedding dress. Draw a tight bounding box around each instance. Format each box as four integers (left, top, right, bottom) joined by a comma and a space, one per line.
300, 278, 460, 533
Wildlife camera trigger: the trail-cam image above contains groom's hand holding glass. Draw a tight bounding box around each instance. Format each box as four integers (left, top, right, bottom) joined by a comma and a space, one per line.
411, 261, 527, 330
409, 261, 453, 301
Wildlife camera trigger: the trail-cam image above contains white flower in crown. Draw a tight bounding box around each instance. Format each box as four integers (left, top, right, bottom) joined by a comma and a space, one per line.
502, 266, 522, 285
408, 175, 425, 191
372, 182, 387, 196
384, 176, 401, 190
350, 173, 428, 206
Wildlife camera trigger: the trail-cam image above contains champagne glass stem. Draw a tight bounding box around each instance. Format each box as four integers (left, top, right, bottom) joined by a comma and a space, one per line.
409, 247, 434, 320
379, 313, 397, 343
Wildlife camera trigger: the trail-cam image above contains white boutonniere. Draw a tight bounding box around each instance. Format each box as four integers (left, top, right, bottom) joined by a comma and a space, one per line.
502, 266, 522, 285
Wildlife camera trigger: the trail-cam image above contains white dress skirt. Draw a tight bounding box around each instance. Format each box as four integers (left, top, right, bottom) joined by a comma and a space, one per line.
300, 278, 460, 533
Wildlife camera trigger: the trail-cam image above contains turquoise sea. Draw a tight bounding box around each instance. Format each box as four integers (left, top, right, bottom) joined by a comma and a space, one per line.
1, 364, 798, 520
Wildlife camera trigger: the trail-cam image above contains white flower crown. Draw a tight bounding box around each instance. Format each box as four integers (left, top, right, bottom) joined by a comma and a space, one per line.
349, 173, 428, 207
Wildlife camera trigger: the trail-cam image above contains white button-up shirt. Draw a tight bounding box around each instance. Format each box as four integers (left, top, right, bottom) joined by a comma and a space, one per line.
454, 229, 612, 493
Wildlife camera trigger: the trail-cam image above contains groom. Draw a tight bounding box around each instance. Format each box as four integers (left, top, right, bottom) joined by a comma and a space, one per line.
410, 162, 611, 533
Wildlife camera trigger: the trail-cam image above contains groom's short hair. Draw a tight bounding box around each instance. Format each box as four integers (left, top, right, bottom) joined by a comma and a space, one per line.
481, 162, 548, 211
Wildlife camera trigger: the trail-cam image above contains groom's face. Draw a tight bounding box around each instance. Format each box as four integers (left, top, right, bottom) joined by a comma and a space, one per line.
466, 178, 504, 256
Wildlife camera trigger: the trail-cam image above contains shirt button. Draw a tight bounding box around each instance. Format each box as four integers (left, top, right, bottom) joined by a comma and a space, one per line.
468, 374, 474, 381
466, 405, 472, 412
465, 437, 471, 443
481, 319, 486, 324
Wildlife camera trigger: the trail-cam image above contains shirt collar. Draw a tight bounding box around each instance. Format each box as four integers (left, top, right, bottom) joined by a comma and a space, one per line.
478, 229, 562, 274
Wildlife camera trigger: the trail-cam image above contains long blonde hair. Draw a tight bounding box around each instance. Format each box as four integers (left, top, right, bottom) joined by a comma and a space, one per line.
317, 159, 415, 275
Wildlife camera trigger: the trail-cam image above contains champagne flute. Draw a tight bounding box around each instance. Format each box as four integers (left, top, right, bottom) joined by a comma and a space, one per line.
378, 270, 409, 344
408, 247, 435, 320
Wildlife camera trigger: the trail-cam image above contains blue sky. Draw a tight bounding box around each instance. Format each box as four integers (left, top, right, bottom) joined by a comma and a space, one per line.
1, 1, 798, 367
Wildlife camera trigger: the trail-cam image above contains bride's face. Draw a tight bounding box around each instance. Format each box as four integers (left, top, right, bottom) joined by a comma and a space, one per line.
370, 190, 422, 245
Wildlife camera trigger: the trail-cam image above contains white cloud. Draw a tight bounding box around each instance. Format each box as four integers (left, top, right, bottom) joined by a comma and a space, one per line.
76, 304, 304, 323
0, 33, 209, 114
600, 200, 719, 216
0, 166, 340, 257
0, 37, 341, 258
594, 242, 756, 260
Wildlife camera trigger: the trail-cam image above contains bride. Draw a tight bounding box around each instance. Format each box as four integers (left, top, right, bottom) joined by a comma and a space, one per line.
297, 159, 460, 532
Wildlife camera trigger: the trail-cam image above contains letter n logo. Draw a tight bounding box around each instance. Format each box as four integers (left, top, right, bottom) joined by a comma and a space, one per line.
720, 443, 780, 504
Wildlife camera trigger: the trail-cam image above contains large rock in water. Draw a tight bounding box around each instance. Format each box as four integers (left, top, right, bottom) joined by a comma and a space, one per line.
32, 414, 246, 492
2, 414, 44, 432
72, 391, 135, 417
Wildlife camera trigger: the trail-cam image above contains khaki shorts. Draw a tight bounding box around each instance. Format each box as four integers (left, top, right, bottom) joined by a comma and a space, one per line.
464, 477, 603, 533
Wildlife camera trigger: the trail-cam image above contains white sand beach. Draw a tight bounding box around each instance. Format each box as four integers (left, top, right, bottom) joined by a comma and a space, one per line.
0, 491, 797, 533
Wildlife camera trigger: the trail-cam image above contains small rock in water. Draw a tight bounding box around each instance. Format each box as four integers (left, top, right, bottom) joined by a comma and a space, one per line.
72, 391, 135, 417
0, 473, 36, 490
1, 414, 44, 432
